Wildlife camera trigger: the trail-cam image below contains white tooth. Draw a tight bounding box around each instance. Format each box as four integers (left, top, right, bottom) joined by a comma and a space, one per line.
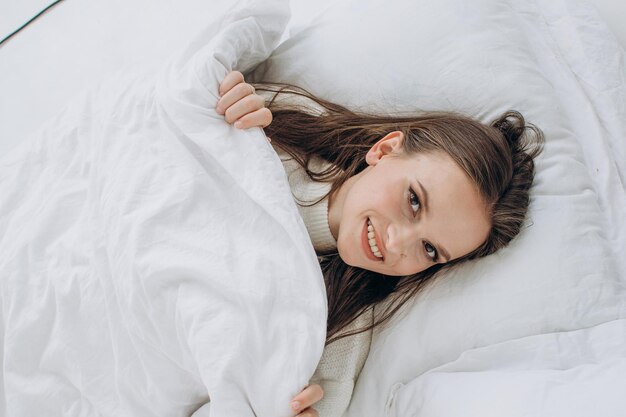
366, 220, 383, 259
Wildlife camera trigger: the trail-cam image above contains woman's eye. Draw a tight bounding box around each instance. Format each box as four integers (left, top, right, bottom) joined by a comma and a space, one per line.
424, 242, 438, 262
409, 188, 420, 214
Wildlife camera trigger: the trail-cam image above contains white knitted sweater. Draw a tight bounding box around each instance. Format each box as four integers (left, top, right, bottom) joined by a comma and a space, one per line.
274, 145, 374, 417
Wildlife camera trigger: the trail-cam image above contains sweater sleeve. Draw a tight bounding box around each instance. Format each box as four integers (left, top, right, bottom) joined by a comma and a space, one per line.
309, 309, 374, 417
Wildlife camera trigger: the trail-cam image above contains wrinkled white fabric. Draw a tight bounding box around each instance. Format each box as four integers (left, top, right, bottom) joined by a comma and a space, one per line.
0, 1, 328, 416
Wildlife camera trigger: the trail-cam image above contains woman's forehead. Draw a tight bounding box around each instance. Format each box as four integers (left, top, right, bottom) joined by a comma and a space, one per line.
393, 150, 466, 181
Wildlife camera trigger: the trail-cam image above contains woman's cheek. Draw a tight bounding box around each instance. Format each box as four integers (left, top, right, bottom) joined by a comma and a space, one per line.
336, 236, 355, 266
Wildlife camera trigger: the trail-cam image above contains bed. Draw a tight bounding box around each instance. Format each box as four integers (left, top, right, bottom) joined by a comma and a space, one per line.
1, 0, 625, 416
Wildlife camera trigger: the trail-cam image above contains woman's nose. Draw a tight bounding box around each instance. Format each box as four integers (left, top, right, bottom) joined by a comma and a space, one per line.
387, 222, 419, 258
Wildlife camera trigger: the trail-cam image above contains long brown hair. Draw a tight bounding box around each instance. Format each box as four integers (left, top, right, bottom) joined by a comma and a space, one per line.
256, 83, 544, 345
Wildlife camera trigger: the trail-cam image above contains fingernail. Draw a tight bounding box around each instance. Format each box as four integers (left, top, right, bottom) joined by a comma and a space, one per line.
290, 401, 301, 412
234, 121, 243, 129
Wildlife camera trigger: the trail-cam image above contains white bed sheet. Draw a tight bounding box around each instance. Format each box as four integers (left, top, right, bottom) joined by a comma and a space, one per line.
2, 1, 625, 416
1, 1, 328, 416
0, 0, 231, 155
0, 0, 52, 40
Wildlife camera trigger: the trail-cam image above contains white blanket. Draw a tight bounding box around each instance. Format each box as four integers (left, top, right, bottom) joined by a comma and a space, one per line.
0, 1, 327, 416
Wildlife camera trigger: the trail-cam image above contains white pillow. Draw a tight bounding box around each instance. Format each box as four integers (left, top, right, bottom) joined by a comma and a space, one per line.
253, 0, 625, 415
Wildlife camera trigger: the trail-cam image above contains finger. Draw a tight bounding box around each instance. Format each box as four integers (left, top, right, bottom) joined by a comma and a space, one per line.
233, 108, 273, 129
223, 95, 266, 124
216, 82, 256, 115
296, 407, 319, 417
218, 71, 244, 97
290, 384, 324, 412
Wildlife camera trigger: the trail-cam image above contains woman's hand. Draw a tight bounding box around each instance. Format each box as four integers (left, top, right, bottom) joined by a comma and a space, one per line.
290, 384, 324, 417
216, 70, 272, 130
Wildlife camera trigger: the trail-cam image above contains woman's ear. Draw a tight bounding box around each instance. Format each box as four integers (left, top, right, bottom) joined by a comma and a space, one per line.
365, 131, 404, 165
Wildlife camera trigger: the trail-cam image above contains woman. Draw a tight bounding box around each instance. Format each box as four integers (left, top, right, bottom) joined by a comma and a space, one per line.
216, 71, 544, 417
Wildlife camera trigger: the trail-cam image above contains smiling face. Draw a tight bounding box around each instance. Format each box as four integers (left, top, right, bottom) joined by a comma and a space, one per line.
327, 131, 492, 276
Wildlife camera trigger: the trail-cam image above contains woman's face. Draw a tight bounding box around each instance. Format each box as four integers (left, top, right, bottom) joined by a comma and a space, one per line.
328, 131, 491, 276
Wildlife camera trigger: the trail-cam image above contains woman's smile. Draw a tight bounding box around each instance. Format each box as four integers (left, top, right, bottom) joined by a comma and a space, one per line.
362, 218, 384, 262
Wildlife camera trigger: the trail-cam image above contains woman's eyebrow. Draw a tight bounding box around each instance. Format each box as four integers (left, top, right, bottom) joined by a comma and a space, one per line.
416, 179, 430, 212
416, 179, 451, 262
438, 245, 451, 263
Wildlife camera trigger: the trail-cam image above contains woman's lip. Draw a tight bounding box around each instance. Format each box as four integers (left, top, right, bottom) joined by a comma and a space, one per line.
362, 218, 384, 262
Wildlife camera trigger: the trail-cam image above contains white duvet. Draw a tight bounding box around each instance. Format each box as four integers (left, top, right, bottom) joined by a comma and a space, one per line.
0, 1, 327, 416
